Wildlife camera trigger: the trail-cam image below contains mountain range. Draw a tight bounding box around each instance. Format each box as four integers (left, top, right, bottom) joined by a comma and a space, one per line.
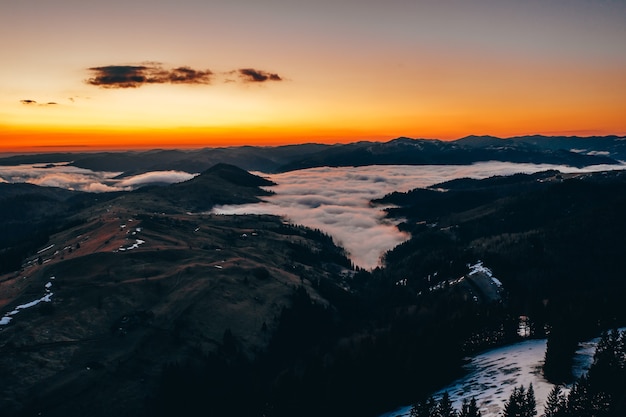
1, 135, 623, 174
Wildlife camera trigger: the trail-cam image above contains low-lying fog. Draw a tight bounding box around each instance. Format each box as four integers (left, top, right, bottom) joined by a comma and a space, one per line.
214, 162, 625, 269
2, 160, 624, 269
0, 163, 196, 192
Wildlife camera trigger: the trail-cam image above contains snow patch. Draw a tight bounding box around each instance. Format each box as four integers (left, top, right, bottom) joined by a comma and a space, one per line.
1, 278, 55, 326
469, 261, 502, 288
36, 244, 55, 254
116, 239, 146, 252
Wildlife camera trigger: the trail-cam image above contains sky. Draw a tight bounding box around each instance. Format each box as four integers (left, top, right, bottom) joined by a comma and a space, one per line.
1, 0, 625, 152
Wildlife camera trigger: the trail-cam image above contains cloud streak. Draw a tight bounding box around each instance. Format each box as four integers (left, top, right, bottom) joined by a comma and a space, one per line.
117, 171, 196, 187
86, 64, 213, 88
20, 100, 58, 106
238, 68, 282, 83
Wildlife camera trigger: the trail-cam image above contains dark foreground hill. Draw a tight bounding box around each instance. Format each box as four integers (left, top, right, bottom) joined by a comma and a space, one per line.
0, 165, 352, 417
2, 164, 626, 417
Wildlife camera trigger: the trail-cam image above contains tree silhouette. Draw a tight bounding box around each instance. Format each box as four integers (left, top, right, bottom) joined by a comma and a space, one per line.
459, 397, 481, 417
410, 396, 437, 417
503, 384, 536, 417
438, 392, 457, 417
542, 385, 565, 417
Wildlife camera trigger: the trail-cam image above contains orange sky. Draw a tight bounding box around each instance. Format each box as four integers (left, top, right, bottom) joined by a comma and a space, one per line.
2, 0, 625, 152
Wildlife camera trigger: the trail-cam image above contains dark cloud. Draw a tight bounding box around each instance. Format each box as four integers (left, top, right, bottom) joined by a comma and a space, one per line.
238, 68, 283, 83
168, 67, 213, 84
86, 64, 213, 88
20, 100, 58, 106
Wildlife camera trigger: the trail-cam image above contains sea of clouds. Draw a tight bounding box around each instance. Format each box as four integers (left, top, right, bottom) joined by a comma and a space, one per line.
0, 163, 196, 192
213, 162, 626, 269
1, 160, 624, 269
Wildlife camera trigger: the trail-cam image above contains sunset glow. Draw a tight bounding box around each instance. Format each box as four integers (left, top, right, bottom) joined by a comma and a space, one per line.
2, 0, 625, 152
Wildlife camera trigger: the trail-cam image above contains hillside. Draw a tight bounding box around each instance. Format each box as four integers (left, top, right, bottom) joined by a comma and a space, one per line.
0, 165, 351, 417
378, 169, 626, 344
2, 163, 626, 417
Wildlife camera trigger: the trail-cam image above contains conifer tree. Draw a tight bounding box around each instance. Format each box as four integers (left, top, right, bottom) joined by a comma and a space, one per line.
410, 396, 437, 417
459, 397, 481, 417
502, 384, 537, 417
566, 375, 592, 416
524, 383, 537, 417
438, 392, 457, 417
542, 385, 565, 417
503, 385, 525, 417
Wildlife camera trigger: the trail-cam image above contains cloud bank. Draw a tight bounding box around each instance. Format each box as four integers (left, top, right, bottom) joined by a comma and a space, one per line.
213, 162, 626, 270
87, 63, 284, 88
87, 64, 213, 88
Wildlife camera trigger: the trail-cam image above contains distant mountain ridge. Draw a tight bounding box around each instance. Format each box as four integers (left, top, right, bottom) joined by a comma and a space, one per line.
0, 136, 623, 175
277, 136, 623, 171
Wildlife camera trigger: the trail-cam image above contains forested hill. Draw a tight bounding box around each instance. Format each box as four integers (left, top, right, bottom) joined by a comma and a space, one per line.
379, 169, 626, 344
277, 136, 620, 171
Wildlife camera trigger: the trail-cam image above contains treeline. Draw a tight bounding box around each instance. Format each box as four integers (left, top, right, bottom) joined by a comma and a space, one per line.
147, 282, 493, 417
545, 329, 626, 417
410, 329, 626, 417
381, 171, 626, 372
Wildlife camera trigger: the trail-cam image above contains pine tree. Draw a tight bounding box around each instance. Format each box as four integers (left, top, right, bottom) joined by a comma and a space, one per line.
503, 384, 538, 417
542, 385, 565, 417
438, 392, 457, 417
524, 383, 537, 417
410, 396, 437, 417
469, 397, 481, 417
567, 375, 592, 416
459, 397, 481, 417
503, 385, 525, 417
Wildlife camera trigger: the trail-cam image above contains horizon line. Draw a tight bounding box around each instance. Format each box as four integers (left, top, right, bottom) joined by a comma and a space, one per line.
1, 132, 625, 155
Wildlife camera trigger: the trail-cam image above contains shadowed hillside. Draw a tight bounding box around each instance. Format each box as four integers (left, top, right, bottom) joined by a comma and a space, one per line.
2, 164, 626, 417
0, 165, 352, 417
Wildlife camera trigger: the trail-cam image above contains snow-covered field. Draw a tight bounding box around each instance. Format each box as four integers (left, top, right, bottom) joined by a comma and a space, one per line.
379, 328, 626, 417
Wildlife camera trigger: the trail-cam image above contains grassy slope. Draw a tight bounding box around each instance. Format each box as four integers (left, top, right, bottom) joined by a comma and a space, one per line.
0, 165, 350, 416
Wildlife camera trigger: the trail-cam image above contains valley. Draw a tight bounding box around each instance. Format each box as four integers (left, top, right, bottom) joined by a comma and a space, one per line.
1, 140, 626, 416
